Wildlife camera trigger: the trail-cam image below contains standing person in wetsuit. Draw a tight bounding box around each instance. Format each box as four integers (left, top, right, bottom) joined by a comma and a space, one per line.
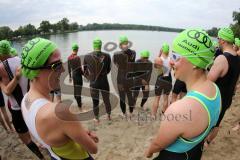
0, 40, 45, 159
145, 28, 221, 160
206, 28, 240, 144
133, 50, 152, 110
152, 43, 172, 119
113, 35, 136, 119
21, 38, 98, 160
68, 43, 83, 109
84, 37, 112, 123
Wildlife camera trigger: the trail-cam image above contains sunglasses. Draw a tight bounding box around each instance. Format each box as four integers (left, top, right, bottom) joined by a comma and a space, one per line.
170, 52, 183, 62
22, 60, 63, 71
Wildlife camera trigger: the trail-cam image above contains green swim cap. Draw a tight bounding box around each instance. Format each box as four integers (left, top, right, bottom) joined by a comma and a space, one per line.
10, 47, 18, 56
93, 37, 102, 50
235, 38, 240, 47
140, 50, 150, 58
21, 37, 57, 80
161, 43, 169, 53
72, 43, 79, 51
0, 40, 11, 55
119, 35, 128, 44
218, 27, 234, 43
172, 28, 214, 69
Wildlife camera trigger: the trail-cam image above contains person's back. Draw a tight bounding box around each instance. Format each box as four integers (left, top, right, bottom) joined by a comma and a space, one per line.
68, 54, 83, 77
206, 28, 240, 144
215, 52, 240, 107
83, 38, 112, 122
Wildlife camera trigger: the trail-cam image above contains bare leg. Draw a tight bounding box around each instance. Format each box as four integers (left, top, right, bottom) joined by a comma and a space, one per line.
171, 93, 178, 104
0, 111, 8, 131
179, 92, 186, 99
151, 96, 161, 119
232, 122, 240, 131
162, 94, 169, 113
55, 95, 61, 103
0, 107, 14, 132
49, 93, 54, 102
18, 132, 45, 159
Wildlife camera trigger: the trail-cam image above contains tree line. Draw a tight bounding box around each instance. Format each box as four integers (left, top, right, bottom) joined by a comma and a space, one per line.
1, 9, 239, 41
207, 9, 240, 38
0, 18, 184, 41
0, 18, 78, 40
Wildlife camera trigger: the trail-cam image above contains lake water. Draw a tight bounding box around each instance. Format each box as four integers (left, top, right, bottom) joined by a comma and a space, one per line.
12, 30, 178, 62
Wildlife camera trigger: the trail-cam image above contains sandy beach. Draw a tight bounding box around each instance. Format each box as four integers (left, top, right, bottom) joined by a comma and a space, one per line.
0, 81, 239, 160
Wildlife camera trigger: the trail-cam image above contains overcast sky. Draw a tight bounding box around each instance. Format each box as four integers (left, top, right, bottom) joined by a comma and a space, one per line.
0, 0, 239, 30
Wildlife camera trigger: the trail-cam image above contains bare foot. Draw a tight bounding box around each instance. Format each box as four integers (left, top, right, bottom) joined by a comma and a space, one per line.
107, 115, 112, 121
93, 118, 100, 125
232, 123, 240, 132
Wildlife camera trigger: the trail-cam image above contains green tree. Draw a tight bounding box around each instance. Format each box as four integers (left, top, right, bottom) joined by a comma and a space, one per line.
22, 24, 37, 36
0, 26, 13, 40
69, 22, 79, 31
207, 27, 219, 37
231, 9, 240, 37
58, 18, 69, 31
39, 20, 51, 34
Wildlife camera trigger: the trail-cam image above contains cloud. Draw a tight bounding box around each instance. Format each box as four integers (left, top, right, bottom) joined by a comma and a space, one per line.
0, 0, 239, 30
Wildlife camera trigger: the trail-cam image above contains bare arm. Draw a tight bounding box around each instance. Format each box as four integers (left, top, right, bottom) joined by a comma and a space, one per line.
0, 67, 21, 96
68, 59, 72, 79
145, 102, 184, 157
207, 55, 228, 82
61, 113, 98, 154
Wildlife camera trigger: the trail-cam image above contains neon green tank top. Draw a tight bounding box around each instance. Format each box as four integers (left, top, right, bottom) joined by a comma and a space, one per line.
51, 141, 89, 159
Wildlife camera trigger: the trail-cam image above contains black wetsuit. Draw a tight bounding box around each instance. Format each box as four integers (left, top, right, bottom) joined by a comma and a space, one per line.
214, 48, 223, 58
68, 54, 83, 107
84, 51, 111, 119
0, 90, 4, 107
215, 52, 240, 126
133, 59, 152, 107
113, 49, 136, 114
172, 79, 187, 94
153, 140, 204, 160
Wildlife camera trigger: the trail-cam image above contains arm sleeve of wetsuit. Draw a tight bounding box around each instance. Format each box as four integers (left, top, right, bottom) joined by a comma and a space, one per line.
83, 56, 89, 78
106, 54, 111, 74
68, 59, 72, 79
78, 56, 84, 75
146, 63, 153, 82
133, 51, 136, 62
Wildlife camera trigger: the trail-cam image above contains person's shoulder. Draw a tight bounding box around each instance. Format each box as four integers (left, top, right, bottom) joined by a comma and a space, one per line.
101, 52, 110, 57
40, 101, 79, 123
113, 51, 122, 55
214, 54, 228, 65
129, 49, 136, 52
